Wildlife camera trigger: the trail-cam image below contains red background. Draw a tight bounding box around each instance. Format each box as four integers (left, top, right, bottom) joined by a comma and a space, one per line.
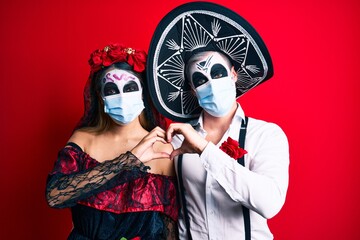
1, 0, 359, 239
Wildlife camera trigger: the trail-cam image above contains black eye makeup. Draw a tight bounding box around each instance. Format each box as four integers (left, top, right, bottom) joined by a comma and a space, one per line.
123, 81, 140, 93
210, 64, 228, 79
192, 72, 208, 88
103, 82, 120, 96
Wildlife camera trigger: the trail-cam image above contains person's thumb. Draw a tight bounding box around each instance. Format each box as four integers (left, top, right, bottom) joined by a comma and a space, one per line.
170, 148, 183, 161
152, 152, 170, 160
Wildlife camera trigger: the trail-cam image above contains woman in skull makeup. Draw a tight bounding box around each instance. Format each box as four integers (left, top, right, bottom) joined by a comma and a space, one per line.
46, 44, 178, 240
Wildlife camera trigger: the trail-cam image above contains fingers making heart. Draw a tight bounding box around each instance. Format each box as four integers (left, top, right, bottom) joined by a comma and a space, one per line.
131, 128, 169, 163
166, 123, 208, 158
166, 123, 191, 143
170, 147, 184, 161
149, 126, 166, 139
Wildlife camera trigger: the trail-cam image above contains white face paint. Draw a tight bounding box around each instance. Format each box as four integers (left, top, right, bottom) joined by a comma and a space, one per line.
187, 51, 232, 89
100, 69, 145, 124
100, 69, 142, 97
187, 51, 236, 117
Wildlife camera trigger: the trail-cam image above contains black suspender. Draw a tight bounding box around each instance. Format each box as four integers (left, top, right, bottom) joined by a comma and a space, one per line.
177, 116, 250, 240
177, 154, 193, 240
238, 116, 251, 240
238, 117, 248, 166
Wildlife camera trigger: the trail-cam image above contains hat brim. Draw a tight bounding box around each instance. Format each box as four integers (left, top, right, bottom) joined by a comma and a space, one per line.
147, 2, 273, 122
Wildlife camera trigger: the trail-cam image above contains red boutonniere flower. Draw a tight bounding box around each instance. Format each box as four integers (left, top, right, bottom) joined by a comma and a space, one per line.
219, 137, 247, 160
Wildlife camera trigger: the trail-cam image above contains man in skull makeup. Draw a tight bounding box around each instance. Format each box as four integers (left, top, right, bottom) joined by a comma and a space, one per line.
46, 44, 178, 240
147, 2, 289, 240
186, 51, 238, 118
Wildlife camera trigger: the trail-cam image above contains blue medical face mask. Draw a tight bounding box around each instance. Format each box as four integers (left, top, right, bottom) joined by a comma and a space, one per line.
103, 92, 144, 124
101, 69, 145, 125
188, 52, 236, 117
195, 77, 236, 117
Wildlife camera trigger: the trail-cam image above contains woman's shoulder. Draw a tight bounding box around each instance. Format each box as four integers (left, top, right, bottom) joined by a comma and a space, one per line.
67, 129, 98, 152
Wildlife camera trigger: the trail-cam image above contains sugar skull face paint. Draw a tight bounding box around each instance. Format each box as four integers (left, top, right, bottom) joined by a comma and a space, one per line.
187, 52, 236, 117
100, 69, 142, 97
100, 69, 144, 124
187, 52, 232, 88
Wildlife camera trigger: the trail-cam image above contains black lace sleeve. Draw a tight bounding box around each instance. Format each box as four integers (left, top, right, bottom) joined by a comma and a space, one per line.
46, 148, 149, 209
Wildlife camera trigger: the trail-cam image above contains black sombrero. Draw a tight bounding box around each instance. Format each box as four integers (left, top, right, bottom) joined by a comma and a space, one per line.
147, 1, 273, 122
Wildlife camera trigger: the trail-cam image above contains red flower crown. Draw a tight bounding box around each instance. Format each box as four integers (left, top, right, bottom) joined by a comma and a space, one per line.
88, 43, 147, 73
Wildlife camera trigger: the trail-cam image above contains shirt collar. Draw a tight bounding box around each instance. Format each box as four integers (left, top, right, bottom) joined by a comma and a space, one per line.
234, 102, 245, 123
188, 112, 203, 129
189, 102, 245, 130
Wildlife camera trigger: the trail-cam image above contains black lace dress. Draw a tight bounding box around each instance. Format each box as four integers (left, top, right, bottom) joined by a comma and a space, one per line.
46, 143, 178, 240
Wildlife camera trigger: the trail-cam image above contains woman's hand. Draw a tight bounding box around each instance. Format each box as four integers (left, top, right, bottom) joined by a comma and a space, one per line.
131, 127, 170, 163
166, 123, 208, 160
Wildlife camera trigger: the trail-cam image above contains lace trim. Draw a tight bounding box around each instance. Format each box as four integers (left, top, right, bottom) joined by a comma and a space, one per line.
46, 146, 178, 221
46, 148, 148, 209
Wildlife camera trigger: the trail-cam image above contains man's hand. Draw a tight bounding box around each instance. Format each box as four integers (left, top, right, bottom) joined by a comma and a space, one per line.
166, 123, 208, 160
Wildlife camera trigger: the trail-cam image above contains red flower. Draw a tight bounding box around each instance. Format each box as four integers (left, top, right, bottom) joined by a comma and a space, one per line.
219, 137, 247, 160
88, 49, 103, 72
127, 50, 147, 72
107, 44, 127, 63
88, 44, 146, 74
101, 51, 113, 67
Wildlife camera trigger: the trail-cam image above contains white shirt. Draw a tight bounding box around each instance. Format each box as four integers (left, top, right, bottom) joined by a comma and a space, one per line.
172, 104, 289, 240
